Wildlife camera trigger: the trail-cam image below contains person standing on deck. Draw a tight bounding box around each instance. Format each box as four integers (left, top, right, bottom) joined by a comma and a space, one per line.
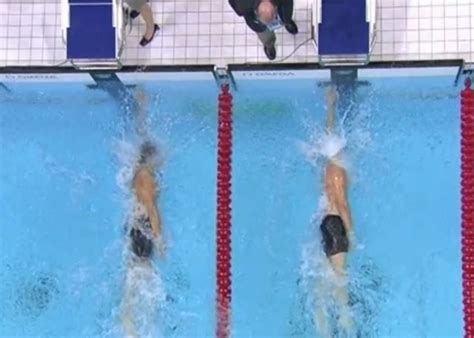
228, 0, 298, 60
124, 0, 159, 47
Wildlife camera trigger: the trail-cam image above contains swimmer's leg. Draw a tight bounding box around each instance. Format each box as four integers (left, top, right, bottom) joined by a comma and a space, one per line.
314, 278, 332, 338
121, 312, 137, 338
121, 268, 138, 338
329, 253, 354, 335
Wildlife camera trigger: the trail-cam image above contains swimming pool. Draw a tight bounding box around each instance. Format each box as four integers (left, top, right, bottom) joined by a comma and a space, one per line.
0, 68, 462, 337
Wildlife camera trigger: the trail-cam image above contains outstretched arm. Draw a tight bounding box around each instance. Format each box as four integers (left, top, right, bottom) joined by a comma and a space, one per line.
337, 189, 353, 235
133, 87, 148, 139
146, 189, 165, 256
334, 171, 353, 244
147, 198, 162, 238
325, 86, 337, 132
133, 168, 165, 256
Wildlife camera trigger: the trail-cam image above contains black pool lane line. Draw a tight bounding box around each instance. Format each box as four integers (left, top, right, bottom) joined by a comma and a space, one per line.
0, 82, 11, 92
87, 72, 137, 112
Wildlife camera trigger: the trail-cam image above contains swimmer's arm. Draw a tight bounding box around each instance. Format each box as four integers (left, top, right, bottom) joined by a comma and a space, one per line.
142, 192, 165, 256
133, 87, 148, 138
338, 198, 352, 234
325, 86, 337, 131
133, 168, 165, 255
133, 169, 163, 238
336, 189, 353, 249
138, 181, 162, 238
148, 202, 162, 238
335, 174, 353, 236
150, 205, 166, 256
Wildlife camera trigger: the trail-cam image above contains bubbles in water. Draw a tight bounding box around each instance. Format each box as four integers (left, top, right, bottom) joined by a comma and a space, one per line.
347, 260, 388, 338
14, 272, 59, 320
118, 258, 167, 338
320, 134, 347, 159
114, 139, 140, 193
298, 233, 387, 338
87, 236, 169, 338
298, 128, 349, 170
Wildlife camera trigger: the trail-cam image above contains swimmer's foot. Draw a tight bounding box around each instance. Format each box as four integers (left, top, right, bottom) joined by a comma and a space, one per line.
140, 24, 160, 47
121, 313, 138, 338
315, 310, 331, 338
338, 312, 354, 335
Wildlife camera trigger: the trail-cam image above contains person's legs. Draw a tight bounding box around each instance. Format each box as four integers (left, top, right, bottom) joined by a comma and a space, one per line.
257, 29, 276, 48
125, 0, 146, 14
139, 3, 156, 41
257, 29, 277, 60
124, 0, 158, 46
328, 252, 345, 273
314, 278, 332, 338
121, 266, 138, 338
121, 312, 138, 338
329, 253, 353, 334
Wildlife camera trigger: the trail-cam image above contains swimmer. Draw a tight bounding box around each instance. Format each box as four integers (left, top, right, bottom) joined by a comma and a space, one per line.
121, 87, 165, 338
315, 86, 354, 338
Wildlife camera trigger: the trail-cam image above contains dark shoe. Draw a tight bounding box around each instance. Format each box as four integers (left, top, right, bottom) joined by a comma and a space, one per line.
140, 24, 160, 47
264, 44, 276, 60
285, 20, 298, 35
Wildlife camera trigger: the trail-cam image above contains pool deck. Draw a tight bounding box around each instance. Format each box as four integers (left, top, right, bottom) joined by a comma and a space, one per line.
0, 0, 473, 67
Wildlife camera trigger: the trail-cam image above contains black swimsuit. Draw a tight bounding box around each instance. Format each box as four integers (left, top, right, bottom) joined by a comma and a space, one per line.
320, 214, 349, 257
129, 214, 153, 258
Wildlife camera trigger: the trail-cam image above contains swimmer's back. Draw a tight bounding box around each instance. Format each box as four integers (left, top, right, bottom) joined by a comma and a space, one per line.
324, 160, 348, 214
133, 167, 156, 202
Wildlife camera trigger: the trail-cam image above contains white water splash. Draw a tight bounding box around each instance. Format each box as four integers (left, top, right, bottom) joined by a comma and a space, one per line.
298, 131, 349, 171
114, 139, 140, 193
119, 257, 167, 338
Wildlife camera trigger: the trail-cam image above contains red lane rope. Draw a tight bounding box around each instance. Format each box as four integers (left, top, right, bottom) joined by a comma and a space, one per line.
462, 76, 474, 338
216, 83, 233, 338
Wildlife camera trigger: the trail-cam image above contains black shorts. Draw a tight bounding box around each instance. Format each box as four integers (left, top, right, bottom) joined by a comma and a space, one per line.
129, 215, 153, 258
320, 215, 349, 257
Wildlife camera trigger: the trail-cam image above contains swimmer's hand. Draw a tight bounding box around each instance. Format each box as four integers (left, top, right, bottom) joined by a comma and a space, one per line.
347, 231, 356, 251
326, 86, 337, 106
154, 236, 166, 257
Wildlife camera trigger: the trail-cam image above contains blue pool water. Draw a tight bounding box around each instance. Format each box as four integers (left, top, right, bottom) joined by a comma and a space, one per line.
0, 71, 462, 337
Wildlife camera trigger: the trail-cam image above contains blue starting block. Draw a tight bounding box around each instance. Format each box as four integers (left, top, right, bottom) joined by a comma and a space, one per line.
314, 0, 376, 66
62, 0, 124, 69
